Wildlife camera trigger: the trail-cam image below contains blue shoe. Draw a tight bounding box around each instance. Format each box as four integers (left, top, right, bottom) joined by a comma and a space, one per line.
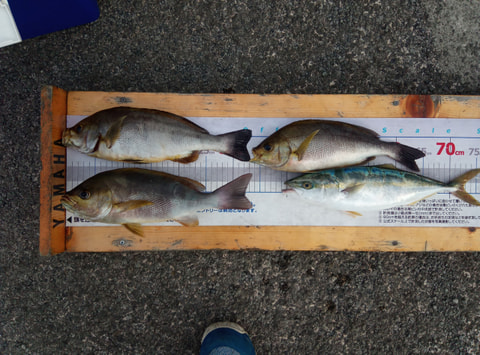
200, 322, 256, 355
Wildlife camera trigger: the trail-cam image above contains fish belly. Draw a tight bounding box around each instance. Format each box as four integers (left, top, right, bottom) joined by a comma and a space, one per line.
103, 184, 216, 225
95, 119, 221, 162
325, 185, 450, 212
284, 145, 385, 172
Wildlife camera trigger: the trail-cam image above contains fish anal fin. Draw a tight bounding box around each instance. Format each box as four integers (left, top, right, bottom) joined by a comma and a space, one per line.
341, 183, 365, 195
172, 151, 200, 164
122, 159, 147, 164
104, 114, 127, 148
373, 164, 398, 170
176, 214, 199, 227
324, 157, 375, 170
360, 156, 377, 165
123, 223, 144, 237
113, 200, 153, 213
345, 211, 362, 217
295, 129, 320, 161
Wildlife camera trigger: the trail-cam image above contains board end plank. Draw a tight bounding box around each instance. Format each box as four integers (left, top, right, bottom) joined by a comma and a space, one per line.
40, 86, 67, 256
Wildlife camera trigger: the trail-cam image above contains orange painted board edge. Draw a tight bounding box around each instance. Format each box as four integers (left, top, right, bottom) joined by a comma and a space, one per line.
65, 225, 480, 253
39, 86, 67, 256
67, 92, 480, 118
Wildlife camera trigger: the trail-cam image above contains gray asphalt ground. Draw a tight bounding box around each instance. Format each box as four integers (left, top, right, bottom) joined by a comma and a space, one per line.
1, 1, 480, 353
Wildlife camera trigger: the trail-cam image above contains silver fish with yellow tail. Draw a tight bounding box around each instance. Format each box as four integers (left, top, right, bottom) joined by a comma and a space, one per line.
61, 168, 253, 236
251, 120, 425, 172
285, 166, 480, 215
62, 107, 252, 163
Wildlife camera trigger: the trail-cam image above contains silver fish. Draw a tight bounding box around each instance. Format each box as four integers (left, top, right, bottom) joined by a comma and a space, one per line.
251, 120, 425, 172
62, 107, 252, 163
61, 168, 253, 236
285, 166, 480, 214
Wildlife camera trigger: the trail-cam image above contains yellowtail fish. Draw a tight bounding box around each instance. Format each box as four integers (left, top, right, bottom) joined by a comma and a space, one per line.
251, 120, 425, 172
61, 168, 253, 236
62, 107, 252, 163
285, 166, 480, 215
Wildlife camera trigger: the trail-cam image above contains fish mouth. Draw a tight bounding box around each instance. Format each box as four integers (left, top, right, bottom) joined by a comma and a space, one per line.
282, 188, 296, 193
61, 129, 87, 150
61, 129, 71, 147
249, 147, 260, 162
60, 195, 76, 211
249, 152, 262, 163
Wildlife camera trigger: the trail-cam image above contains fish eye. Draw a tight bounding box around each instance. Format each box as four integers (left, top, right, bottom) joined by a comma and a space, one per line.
79, 191, 90, 199
75, 125, 82, 134
263, 143, 272, 152
302, 182, 313, 189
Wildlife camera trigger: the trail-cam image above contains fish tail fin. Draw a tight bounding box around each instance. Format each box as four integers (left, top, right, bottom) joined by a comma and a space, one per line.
449, 169, 480, 206
392, 143, 425, 172
219, 129, 252, 161
213, 173, 253, 210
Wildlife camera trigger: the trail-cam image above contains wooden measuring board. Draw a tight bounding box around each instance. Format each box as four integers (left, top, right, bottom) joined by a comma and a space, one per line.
39, 86, 480, 255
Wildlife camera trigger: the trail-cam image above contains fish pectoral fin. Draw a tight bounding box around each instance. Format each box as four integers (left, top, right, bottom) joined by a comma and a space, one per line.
295, 129, 319, 161
122, 223, 144, 237
113, 200, 153, 213
103, 114, 127, 148
341, 183, 366, 195
345, 211, 363, 217
171, 151, 200, 164
175, 214, 199, 227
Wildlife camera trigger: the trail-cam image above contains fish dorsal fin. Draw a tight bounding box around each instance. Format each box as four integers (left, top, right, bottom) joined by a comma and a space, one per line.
123, 223, 144, 237
341, 183, 366, 195
103, 114, 127, 148
295, 129, 320, 161
176, 214, 199, 227
148, 170, 206, 192
170, 175, 206, 192
159, 111, 210, 134
182, 179, 206, 191
171, 151, 200, 164
329, 120, 379, 138
113, 200, 153, 213
345, 211, 362, 217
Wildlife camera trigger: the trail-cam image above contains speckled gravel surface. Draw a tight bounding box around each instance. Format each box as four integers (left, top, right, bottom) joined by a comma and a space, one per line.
1, 1, 480, 353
